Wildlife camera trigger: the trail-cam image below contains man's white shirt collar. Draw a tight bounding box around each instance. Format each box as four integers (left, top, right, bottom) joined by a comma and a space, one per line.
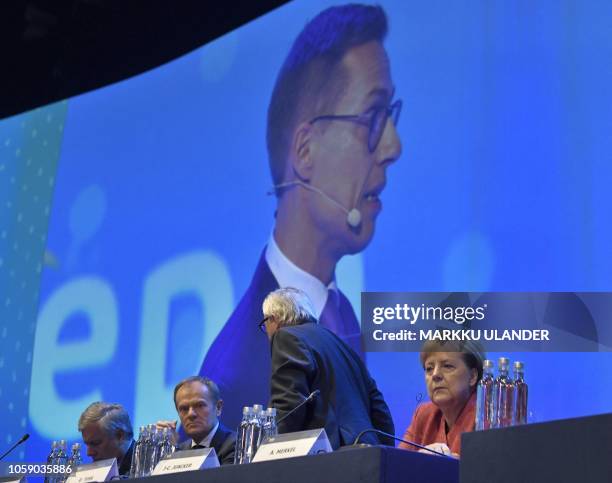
266, 234, 337, 318
191, 420, 219, 448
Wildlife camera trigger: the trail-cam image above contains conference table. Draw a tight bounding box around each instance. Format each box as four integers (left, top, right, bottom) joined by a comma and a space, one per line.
133, 413, 611, 483
136, 445, 458, 483
461, 413, 612, 483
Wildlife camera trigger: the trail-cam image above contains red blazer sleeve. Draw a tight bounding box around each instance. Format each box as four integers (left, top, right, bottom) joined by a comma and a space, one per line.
398, 403, 424, 450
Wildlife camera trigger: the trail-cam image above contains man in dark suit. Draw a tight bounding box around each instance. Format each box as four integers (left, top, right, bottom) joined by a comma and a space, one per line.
263, 288, 395, 449
199, 3, 402, 429
157, 376, 235, 465
78, 401, 135, 476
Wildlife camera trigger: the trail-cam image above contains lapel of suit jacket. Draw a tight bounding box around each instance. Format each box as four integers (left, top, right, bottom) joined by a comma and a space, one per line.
209, 422, 228, 451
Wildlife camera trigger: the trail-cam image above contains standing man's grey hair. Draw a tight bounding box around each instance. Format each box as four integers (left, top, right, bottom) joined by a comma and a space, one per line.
263, 288, 316, 327
78, 402, 133, 451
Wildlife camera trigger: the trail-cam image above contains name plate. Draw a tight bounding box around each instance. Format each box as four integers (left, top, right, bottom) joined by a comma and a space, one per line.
151, 447, 219, 475
65, 458, 117, 483
253, 429, 332, 462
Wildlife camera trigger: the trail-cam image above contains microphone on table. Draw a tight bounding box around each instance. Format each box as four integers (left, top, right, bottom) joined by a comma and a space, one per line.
0, 433, 29, 461
352, 429, 453, 458
276, 390, 321, 425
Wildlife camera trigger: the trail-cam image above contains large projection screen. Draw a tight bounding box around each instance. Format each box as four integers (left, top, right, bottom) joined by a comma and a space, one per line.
1, 0, 611, 462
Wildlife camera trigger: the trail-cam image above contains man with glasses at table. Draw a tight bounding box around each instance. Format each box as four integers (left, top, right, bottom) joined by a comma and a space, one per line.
199, 3, 403, 427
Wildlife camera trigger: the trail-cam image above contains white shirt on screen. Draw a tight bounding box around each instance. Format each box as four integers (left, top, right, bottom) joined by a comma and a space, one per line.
265, 234, 337, 318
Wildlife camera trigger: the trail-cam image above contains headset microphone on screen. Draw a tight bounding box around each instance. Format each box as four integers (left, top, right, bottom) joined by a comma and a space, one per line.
346, 208, 362, 228
269, 181, 362, 228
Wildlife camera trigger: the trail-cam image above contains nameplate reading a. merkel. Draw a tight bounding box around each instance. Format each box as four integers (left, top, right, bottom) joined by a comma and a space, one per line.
151, 447, 219, 475
253, 429, 332, 462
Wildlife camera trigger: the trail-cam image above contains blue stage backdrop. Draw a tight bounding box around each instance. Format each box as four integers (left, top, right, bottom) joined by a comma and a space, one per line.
1, 0, 612, 462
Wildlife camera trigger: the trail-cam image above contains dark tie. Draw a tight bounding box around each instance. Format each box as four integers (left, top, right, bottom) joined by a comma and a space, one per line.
192, 444, 206, 449
319, 289, 363, 356
320, 289, 343, 334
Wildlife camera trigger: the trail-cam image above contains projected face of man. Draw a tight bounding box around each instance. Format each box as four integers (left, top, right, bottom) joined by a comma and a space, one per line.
286, 41, 401, 281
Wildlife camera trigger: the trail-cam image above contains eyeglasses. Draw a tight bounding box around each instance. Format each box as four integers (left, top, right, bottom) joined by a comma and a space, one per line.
309, 99, 402, 153
258, 316, 270, 334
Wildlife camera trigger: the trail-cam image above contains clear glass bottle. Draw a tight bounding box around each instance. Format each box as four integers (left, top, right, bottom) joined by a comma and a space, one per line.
143, 424, 160, 476
234, 406, 252, 464
254, 405, 265, 440
158, 427, 174, 462
475, 359, 495, 430
244, 405, 263, 463
263, 407, 278, 441
54, 440, 68, 483
44, 441, 59, 483
69, 442, 82, 468
140, 424, 155, 477
152, 425, 164, 471
130, 426, 146, 479
494, 357, 515, 428
46, 441, 58, 465
513, 361, 528, 425
57, 440, 68, 463
60, 443, 82, 483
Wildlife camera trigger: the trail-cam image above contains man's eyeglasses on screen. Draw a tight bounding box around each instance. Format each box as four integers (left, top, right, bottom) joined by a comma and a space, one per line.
309, 99, 402, 153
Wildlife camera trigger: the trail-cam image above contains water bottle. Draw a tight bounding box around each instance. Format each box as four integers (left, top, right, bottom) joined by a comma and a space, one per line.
253, 404, 265, 446
129, 426, 146, 478
475, 359, 495, 430
158, 427, 175, 462
141, 425, 155, 477
50, 440, 67, 483
60, 443, 82, 483
57, 440, 68, 464
261, 407, 278, 442
244, 405, 263, 463
68, 443, 82, 473
234, 406, 252, 464
151, 426, 164, 471
46, 440, 58, 465
69, 443, 82, 468
143, 424, 160, 476
494, 357, 514, 428
513, 361, 528, 425
44, 441, 59, 483
137, 425, 151, 478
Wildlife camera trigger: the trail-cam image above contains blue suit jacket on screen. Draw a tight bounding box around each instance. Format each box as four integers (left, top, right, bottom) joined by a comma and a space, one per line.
198, 249, 361, 429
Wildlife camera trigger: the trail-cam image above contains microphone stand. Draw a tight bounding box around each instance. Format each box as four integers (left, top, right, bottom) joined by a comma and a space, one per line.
0, 434, 30, 461
352, 429, 452, 458
276, 390, 320, 425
